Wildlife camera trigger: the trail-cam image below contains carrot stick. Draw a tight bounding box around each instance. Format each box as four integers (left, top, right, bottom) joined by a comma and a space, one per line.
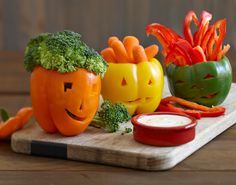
101, 48, 117, 63
133, 45, 148, 63
123, 36, 139, 62
108, 36, 119, 48
16, 107, 33, 128
0, 117, 22, 139
0, 107, 33, 139
111, 40, 129, 63
145, 44, 159, 60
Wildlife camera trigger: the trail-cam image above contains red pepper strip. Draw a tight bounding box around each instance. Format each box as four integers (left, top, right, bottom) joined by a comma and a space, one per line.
157, 103, 201, 119
191, 46, 206, 64
146, 25, 167, 49
174, 39, 193, 65
175, 55, 188, 66
165, 39, 193, 66
146, 23, 181, 56
165, 50, 179, 65
183, 10, 199, 46
146, 23, 180, 45
161, 96, 211, 111
217, 44, 230, 60
193, 11, 212, 46
165, 50, 187, 66
200, 25, 215, 53
157, 101, 225, 119
207, 29, 217, 60
158, 96, 225, 119
200, 106, 225, 117
209, 19, 227, 61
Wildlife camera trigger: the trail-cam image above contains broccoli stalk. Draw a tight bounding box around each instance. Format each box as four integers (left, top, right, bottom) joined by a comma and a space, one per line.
90, 100, 131, 132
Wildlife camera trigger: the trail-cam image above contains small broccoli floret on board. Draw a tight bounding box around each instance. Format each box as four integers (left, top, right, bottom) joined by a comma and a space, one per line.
90, 100, 131, 132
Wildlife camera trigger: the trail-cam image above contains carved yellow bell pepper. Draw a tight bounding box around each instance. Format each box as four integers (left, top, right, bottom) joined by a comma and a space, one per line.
101, 58, 164, 115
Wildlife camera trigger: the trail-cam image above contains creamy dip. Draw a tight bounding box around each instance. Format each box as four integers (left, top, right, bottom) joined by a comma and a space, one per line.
138, 114, 191, 127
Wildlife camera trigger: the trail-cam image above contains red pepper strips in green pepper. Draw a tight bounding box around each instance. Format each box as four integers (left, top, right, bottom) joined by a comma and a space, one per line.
146, 23, 180, 56
183, 10, 199, 46
208, 19, 226, 61
146, 10, 230, 65
166, 56, 232, 106
194, 11, 212, 46
191, 46, 206, 64
165, 39, 192, 66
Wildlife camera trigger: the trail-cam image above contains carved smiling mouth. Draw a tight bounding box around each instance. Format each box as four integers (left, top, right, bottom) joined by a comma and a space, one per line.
127, 97, 153, 104
201, 92, 218, 99
65, 109, 86, 121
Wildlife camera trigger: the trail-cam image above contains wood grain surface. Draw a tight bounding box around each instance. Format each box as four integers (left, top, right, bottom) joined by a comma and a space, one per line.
1, 51, 236, 183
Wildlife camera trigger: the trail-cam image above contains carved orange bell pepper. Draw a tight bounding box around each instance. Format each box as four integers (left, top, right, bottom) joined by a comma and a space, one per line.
31, 67, 101, 136
24, 30, 107, 136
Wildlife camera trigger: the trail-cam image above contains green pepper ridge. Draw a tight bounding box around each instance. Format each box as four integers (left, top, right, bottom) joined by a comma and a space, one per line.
24, 30, 107, 75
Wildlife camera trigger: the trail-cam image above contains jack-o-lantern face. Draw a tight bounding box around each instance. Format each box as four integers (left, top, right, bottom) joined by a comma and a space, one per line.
166, 56, 232, 106
101, 58, 164, 115
30, 67, 101, 136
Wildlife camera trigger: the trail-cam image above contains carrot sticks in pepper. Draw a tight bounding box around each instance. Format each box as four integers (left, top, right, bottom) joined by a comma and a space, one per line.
145, 44, 159, 61
133, 45, 148, 63
101, 48, 116, 63
123, 36, 139, 62
156, 96, 225, 119
101, 36, 159, 63
108, 36, 119, 47
111, 40, 129, 63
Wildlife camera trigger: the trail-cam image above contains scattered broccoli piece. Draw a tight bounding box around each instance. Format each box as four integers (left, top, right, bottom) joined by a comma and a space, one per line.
90, 100, 131, 132
121, 127, 133, 135
124, 127, 132, 133
24, 30, 107, 75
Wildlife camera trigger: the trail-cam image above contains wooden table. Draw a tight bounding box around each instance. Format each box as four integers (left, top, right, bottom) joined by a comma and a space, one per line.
1, 52, 236, 185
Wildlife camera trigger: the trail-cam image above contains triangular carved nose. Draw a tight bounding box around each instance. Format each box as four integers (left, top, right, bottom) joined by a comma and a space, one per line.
121, 78, 127, 86
79, 102, 83, 110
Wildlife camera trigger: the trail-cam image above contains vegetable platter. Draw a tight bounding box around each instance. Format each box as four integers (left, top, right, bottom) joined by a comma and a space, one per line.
8, 10, 236, 170
11, 81, 236, 170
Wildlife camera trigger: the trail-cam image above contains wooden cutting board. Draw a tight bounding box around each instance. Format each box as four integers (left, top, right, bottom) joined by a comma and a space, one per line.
11, 82, 236, 171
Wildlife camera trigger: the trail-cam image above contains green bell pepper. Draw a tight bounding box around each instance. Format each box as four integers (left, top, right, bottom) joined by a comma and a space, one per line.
166, 56, 232, 106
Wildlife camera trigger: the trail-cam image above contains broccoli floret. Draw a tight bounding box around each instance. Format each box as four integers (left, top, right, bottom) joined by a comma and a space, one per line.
90, 100, 131, 132
24, 30, 107, 75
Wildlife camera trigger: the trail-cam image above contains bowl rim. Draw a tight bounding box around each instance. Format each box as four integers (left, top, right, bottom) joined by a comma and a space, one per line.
131, 112, 197, 131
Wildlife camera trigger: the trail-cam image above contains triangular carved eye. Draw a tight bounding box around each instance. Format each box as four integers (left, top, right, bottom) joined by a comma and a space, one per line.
148, 79, 152, 85
64, 82, 72, 92
204, 74, 214, 79
175, 80, 184, 84
121, 78, 127, 86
